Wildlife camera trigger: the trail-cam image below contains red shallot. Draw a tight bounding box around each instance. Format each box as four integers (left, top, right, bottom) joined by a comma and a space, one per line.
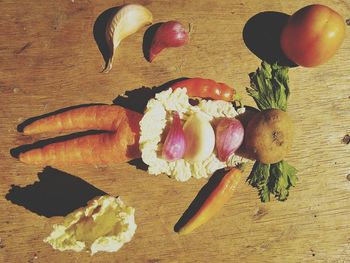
162, 111, 186, 161
149, 21, 189, 62
215, 118, 244, 162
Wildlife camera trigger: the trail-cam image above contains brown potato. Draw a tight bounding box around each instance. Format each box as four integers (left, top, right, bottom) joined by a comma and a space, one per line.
244, 109, 294, 164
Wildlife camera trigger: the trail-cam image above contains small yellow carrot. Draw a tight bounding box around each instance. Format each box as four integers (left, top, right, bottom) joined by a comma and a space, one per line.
19, 105, 143, 165
176, 168, 242, 235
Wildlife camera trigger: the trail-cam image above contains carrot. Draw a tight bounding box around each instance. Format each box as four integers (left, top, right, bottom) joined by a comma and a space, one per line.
171, 78, 236, 102
176, 168, 242, 235
19, 105, 143, 165
23, 105, 136, 135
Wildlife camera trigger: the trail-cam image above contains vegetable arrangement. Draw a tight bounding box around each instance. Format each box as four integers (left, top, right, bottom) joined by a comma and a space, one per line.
245, 62, 297, 202
12, 2, 347, 251
139, 87, 245, 182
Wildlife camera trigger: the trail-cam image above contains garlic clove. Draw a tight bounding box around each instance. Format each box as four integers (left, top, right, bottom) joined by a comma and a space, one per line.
103, 4, 153, 73
183, 113, 215, 163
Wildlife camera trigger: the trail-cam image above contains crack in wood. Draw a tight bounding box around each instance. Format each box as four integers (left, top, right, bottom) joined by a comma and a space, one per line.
14, 42, 32, 54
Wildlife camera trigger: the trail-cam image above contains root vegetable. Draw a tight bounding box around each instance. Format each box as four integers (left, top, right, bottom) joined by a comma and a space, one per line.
244, 109, 294, 164
245, 62, 297, 201
19, 105, 143, 165
23, 105, 138, 135
148, 21, 189, 62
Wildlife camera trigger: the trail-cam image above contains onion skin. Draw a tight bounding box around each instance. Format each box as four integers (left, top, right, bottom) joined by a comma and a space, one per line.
215, 118, 244, 162
149, 21, 189, 62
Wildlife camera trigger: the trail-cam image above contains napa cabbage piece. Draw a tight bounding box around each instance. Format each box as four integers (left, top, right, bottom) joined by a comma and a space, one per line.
44, 195, 136, 255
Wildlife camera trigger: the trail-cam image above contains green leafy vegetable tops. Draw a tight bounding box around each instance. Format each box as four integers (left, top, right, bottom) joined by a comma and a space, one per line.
247, 61, 290, 111
246, 61, 297, 202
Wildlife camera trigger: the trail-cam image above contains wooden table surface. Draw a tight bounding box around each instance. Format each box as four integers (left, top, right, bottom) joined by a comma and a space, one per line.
1, 0, 349, 262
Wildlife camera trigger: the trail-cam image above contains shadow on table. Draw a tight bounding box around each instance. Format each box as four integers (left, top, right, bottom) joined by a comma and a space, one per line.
143, 22, 163, 62
128, 158, 148, 172
5, 167, 106, 217
10, 130, 108, 159
174, 168, 228, 233
16, 103, 106, 133
13, 103, 107, 159
112, 77, 188, 113
243, 11, 297, 67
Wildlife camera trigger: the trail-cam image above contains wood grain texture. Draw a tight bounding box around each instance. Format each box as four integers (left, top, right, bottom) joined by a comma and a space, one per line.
0, 0, 349, 262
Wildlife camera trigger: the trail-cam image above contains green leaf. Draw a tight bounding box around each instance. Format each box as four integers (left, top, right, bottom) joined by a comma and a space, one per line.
283, 161, 298, 187
246, 61, 289, 111
247, 160, 298, 202
270, 162, 289, 201
247, 161, 271, 202
246, 61, 297, 202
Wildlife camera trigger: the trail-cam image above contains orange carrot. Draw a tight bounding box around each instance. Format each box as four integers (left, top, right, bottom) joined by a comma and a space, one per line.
176, 168, 242, 235
19, 105, 143, 165
23, 105, 137, 135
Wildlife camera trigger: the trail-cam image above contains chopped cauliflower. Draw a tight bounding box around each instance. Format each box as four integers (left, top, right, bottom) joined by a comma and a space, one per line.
139, 88, 247, 182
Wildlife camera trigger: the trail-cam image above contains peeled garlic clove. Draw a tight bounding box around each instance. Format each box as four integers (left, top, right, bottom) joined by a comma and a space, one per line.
183, 112, 215, 163
103, 4, 153, 73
